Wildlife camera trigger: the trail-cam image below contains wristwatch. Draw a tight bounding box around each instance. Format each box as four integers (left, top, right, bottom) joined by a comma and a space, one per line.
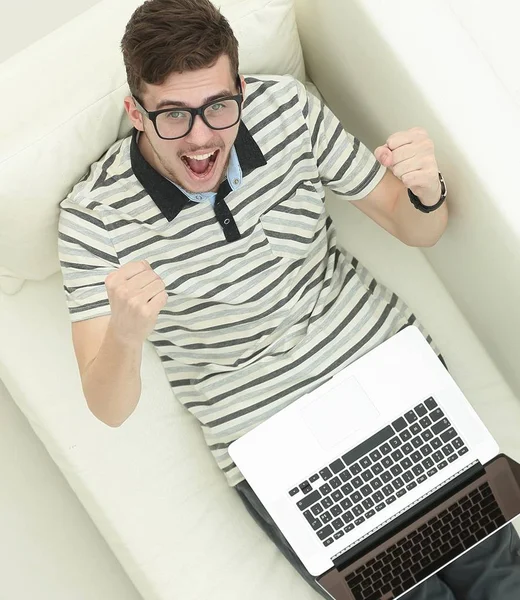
408, 172, 447, 213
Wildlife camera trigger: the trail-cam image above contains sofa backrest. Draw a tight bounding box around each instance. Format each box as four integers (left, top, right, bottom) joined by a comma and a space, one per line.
0, 0, 305, 294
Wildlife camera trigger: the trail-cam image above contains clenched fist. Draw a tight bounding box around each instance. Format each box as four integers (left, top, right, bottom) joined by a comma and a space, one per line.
104, 260, 167, 344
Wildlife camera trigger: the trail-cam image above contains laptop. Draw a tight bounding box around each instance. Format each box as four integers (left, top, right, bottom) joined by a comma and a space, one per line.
228, 325, 520, 600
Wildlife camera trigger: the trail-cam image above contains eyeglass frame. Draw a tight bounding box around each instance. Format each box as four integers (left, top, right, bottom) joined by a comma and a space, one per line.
132, 74, 244, 140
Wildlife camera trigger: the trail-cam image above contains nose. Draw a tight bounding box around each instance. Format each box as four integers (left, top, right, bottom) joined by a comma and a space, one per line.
184, 113, 214, 147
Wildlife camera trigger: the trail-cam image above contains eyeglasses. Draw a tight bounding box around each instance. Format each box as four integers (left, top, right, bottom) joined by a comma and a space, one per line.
132, 75, 243, 140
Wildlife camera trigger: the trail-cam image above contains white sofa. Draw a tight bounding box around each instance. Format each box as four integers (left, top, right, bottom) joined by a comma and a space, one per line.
1, 1, 519, 599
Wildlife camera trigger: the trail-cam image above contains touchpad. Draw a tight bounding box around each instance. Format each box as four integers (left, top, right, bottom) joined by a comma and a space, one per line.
301, 376, 380, 450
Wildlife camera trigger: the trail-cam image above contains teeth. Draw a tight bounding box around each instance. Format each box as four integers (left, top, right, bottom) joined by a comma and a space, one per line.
184, 151, 216, 160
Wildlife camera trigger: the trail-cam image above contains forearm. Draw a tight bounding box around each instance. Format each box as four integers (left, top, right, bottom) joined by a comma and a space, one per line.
82, 321, 143, 427
392, 183, 448, 247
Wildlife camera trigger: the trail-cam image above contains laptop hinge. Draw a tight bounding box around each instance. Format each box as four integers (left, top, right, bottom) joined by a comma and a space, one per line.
333, 460, 485, 572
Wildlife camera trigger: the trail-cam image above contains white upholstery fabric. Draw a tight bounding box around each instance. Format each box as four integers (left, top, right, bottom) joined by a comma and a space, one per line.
0, 0, 305, 293
1, 188, 520, 600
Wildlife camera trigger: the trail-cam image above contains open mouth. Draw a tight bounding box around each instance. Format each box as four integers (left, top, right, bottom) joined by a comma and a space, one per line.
181, 149, 220, 181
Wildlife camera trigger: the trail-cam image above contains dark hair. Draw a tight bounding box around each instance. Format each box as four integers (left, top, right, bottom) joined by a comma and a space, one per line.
121, 0, 240, 98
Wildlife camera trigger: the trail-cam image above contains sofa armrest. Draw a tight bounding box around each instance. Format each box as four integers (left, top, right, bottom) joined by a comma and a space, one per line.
295, 0, 520, 397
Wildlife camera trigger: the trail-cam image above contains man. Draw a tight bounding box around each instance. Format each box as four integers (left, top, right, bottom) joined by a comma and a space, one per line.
57, 0, 520, 598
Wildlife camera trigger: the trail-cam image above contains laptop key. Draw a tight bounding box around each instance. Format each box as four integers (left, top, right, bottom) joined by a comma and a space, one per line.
400, 429, 412, 442
382, 484, 394, 496
312, 504, 324, 515
458, 447, 469, 456
331, 505, 342, 517
405, 411, 418, 423
390, 436, 402, 448
392, 417, 408, 432
441, 428, 457, 444
427, 468, 438, 477
420, 416, 432, 428
310, 474, 320, 483
340, 470, 352, 482
297, 490, 321, 510
332, 518, 344, 530
432, 418, 450, 435
438, 461, 448, 469
352, 476, 363, 488
452, 437, 464, 450
343, 511, 354, 524
340, 498, 353, 511
331, 490, 343, 503
350, 463, 362, 475
361, 484, 372, 497
360, 456, 372, 469
425, 397, 438, 410
430, 408, 444, 422
402, 443, 414, 455
448, 454, 459, 463
381, 443, 392, 455
422, 430, 434, 442
381, 471, 392, 483
355, 516, 365, 526
317, 524, 334, 540
319, 483, 332, 495
396, 489, 406, 498
289, 487, 299, 497
351, 491, 362, 503
373, 463, 384, 475
387, 495, 397, 504
406, 481, 417, 491
417, 474, 427, 484
372, 477, 383, 490
373, 491, 384, 503
329, 459, 345, 474
330, 476, 342, 489
370, 449, 382, 461
411, 451, 423, 463
376, 502, 386, 511
361, 470, 374, 482
341, 482, 354, 496
344, 523, 355, 533
410, 423, 422, 436
353, 505, 364, 517
431, 437, 442, 449
365, 509, 376, 519
333, 530, 344, 540
323, 537, 334, 547
322, 497, 334, 508
319, 467, 333, 480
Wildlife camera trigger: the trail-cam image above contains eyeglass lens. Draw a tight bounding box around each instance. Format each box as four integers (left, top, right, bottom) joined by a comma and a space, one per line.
156, 99, 240, 139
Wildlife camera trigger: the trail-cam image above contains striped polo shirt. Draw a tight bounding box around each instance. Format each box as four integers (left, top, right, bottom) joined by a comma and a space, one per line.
58, 75, 440, 487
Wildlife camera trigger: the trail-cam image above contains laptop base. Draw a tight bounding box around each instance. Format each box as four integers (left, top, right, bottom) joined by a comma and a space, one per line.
316, 454, 520, 600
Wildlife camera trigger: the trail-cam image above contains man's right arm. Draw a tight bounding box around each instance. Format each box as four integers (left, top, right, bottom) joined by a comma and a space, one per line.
75, 317, 143, 427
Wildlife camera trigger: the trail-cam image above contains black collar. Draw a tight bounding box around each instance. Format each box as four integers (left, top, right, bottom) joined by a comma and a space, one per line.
130, 121, 267, 222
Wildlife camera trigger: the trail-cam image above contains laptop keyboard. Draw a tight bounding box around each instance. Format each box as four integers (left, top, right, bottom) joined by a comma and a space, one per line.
344, 481, 505, 600
289, 397, 470, 547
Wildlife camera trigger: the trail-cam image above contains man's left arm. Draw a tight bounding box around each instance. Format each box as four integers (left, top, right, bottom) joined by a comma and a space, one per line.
352, 127, 448, 248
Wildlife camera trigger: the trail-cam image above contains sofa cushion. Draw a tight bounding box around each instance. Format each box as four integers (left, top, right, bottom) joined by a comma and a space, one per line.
0, 0, 305, 294
1, 187, 519, 600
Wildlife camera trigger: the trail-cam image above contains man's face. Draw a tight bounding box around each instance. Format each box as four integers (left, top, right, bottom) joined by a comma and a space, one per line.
125, 54, 245, 194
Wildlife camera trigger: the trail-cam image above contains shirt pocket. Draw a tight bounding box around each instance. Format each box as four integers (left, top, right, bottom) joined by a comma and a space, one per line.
259, 181, 325, 260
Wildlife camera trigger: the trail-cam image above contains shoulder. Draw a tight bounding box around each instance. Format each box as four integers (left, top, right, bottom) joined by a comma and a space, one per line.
59, 135, 133, 215
243, 74, 309, 112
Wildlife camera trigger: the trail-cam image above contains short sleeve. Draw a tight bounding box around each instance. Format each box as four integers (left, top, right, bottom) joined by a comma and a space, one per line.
58, 198, 120, 323
296, 80, 386, 200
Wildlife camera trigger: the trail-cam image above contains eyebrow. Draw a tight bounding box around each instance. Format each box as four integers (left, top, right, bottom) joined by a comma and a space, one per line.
155, 90, 234, 110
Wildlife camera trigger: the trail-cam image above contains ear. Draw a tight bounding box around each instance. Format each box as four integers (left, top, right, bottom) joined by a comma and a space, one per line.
239, 75, 247, 101
123, 95, 145, 131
